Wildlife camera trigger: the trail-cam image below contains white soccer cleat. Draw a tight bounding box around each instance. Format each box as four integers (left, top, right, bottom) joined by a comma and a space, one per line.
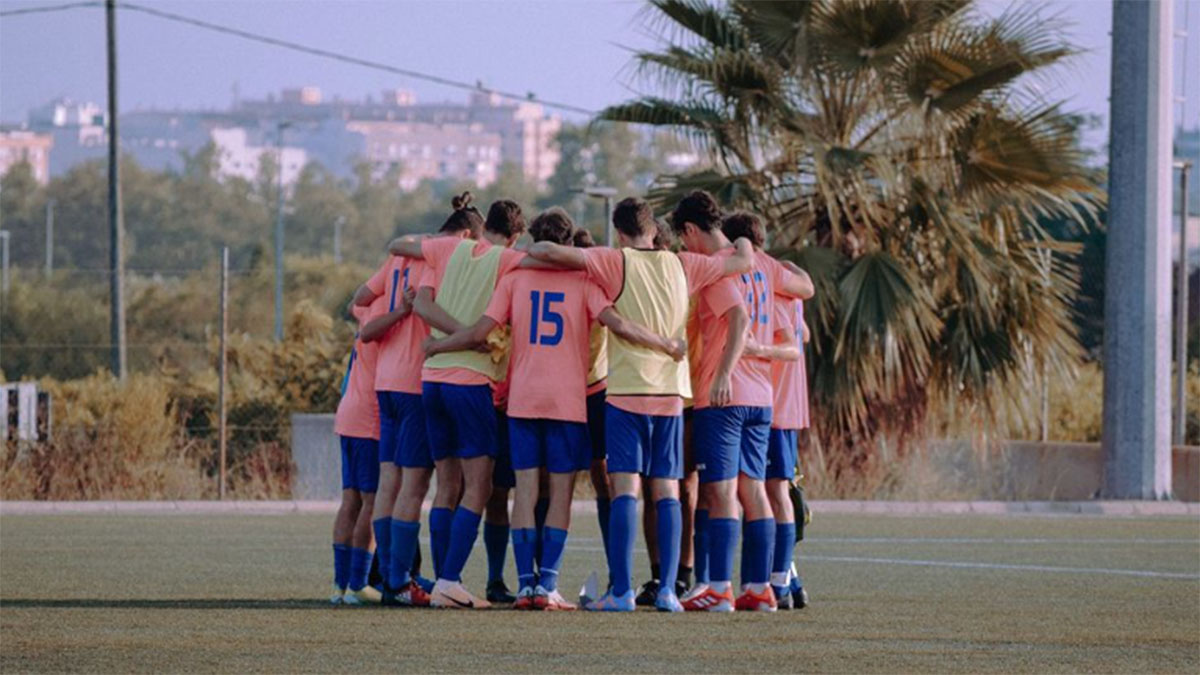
430, 579, 492, 609
536, 585, 577, 611
342, 585, 382, 606
330, 583, 345, 605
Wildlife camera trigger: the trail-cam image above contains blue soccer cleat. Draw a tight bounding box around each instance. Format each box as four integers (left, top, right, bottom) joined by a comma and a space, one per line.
584, 589, 635, 612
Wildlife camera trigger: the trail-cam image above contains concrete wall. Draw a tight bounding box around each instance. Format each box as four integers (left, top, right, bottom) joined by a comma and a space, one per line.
290, 413, 341, 500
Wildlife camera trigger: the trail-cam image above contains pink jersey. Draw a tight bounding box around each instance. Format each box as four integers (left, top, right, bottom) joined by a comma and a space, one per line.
484, 269, 611, 422
581, 247, 732, 416
364, 256, 430, 394
691, 248, 792, 409
418, 236, 525, 386
334, 302, 383, 439
770, 297, 810, 430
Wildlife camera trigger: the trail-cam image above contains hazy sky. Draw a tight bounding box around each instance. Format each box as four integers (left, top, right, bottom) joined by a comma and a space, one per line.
1, 0, 1198, 150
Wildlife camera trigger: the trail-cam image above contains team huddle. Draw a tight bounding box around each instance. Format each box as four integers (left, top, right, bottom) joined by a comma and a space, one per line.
330, 189, 814, 612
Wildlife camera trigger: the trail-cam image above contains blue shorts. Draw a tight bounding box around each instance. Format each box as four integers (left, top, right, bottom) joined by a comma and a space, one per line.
694, 406, 772, 483
766, 428, 798, 481
422, 382, 498, 462
509, 417, 591, 474
377, 391, 431, 468
605, 405, 683, 479
340, 436, 380, 493
492, 408, 516, 489
586, 390, 606, 461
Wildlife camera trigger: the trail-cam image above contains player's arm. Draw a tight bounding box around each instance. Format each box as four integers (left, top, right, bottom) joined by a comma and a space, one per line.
387, 234, 427, 259
722, 237, 754, 276
777, 259, 815, 300
598, 307, 686, 362
360, 289, 414, 343
352, 284, 380, 307
801, 320, 810, 344
744, 321, 800, 362
413, 287, 464, 335
526, 241, 587, 270
710, 305, 749, 407
424, 316, 498, 357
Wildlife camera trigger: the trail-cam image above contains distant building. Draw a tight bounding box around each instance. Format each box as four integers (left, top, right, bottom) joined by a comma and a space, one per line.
27, 98, 107, 176
346, 120, 501, 190
0, 129, 54, 184
211, 127, 307, 186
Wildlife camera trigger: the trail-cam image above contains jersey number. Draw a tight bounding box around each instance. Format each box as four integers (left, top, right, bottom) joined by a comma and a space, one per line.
528, 291, 565, 346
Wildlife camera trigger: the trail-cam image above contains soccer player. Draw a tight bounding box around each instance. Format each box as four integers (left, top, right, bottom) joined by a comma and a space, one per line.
671, 195, 813, 612
426, 208, 685, 610
389, 196, 528, 609
355, 196, 484, 606
332, 296, 385, 605
720, 212, 809, 609
527, 197, 754, 612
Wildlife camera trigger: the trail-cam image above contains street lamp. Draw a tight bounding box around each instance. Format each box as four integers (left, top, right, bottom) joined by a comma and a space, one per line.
571, 186, 618, 246
273, 120, 292, 342
0, 229, 10, 296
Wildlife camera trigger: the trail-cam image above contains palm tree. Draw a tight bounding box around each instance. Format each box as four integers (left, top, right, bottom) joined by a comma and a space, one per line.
601, 0, 1102, 481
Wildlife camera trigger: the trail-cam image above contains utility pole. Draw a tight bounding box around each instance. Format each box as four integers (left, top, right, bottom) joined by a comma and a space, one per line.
106, 0, 127, 379
273, 120, 291, 342
1176, 161, 1192, 445
571, 186, 618, 246
45, 199, 54, 278
333, 215, 344, 264
0, 230, 10, 295
1102, 0, 1173, 498
218, 246, 229, 500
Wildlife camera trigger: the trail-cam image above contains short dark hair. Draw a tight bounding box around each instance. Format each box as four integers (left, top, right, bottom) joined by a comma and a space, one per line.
529, 208, 575, 244
485, 199, 526, 239
612, 197, 658, 239
572, 228, 596, 248
670, 190, 723, 234
652, 221, 672, 250
721, 211, 765, 248
440, 191, 484, 236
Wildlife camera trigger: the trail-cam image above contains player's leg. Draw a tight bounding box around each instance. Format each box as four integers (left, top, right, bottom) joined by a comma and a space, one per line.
383, 392, 433, 604
586, 389, 611, 556
372, 393, 401, 590
484, 407, 515, 603
423, 382, 461, 581
677, 410, 697, 596
344, 438, 382, 605
507, 417, 541, 609
765, 428, 797, 608
635, 479, 661, 606
536, 420, 588, 610
584, 404, 643, 611
331, 476, 359, 604
648, 413, 684, 612
682, 407, 740, 612
734, 407, 776, 612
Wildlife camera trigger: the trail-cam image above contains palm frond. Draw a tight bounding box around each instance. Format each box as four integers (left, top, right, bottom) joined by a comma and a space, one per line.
644, 0, 747, 51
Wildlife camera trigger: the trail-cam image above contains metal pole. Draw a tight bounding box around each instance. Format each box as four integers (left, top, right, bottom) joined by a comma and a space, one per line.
273, 122, 287, 342
0, 230, 10, 295
45, 199, 54, 278
604, 195, 614, 248
1040, 250, 1051, 442
333, 216, 344, 264
218, 246, 229, 500
106, 0, 127, 379
1176, 162, 1192, 445
1101, 0, 1173, 499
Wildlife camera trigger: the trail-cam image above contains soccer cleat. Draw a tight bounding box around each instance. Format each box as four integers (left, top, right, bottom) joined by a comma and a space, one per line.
674, 579, 689, 598
654, 588, 684, 613
634, 579, 660, 607
513, 586, 538, 611
681, 585, 734, 612
383, 580, 431, 607
486, 580, 516, 604
342, 585, 382, 606
774, 585, 794, 610
430, 579, 492, 610
792, 584, 809, 609
537, 586, 577, 611
734, 586, 778, 612
584, 589, 636, 612
329, 583, 345, 605
415, 575, 435, 594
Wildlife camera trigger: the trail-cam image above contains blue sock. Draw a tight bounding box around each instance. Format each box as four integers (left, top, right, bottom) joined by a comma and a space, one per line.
539, 526, 568, 592
441, 507, 482, 583
693, 509, 710, 585
655, 499, 681, 595
608, 495, 637, 596
773, 521, 796, 595
333, 543, 351, 590
348, 546, 372, 591
388, 519, 420, 590
740, 520, 749, 587
744, 518, 775, 585
512, 527, 537, 590
596, 496, 612, 556
429, 507, 453, 580
372, 517, 391, 585
708, 518, 739, 584
533, 496, 549, 566
483, 522, 509, 584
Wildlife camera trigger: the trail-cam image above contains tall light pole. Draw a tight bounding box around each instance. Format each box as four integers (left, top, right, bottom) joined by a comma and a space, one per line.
572, 186, 618, 246
1176, 160, 1193, 445
44, 198, 54, 278
273, 120, 291, 342
333, 215, 345, 264
106, 0, 127, 379
0, 230, 10, 296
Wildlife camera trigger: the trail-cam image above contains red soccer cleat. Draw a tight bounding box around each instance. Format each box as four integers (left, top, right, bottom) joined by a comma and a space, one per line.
681, 585, 735, 612
734, 586, 778, 612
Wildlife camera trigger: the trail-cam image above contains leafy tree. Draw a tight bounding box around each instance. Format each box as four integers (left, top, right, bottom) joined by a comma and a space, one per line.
601, 0, 1102, 462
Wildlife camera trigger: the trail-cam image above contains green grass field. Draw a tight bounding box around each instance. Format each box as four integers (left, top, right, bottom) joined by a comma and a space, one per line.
1, 509, 1197, 673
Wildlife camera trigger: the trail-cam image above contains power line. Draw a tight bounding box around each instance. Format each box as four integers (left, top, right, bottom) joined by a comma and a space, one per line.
0, 2, 99, 18
116, 1, 596, 116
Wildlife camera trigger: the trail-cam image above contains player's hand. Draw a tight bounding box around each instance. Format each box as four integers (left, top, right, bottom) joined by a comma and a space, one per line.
665, 337, 687, 362
422, 336, 442, 356
710, 373, 733, 407
743, 335, 762, 358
